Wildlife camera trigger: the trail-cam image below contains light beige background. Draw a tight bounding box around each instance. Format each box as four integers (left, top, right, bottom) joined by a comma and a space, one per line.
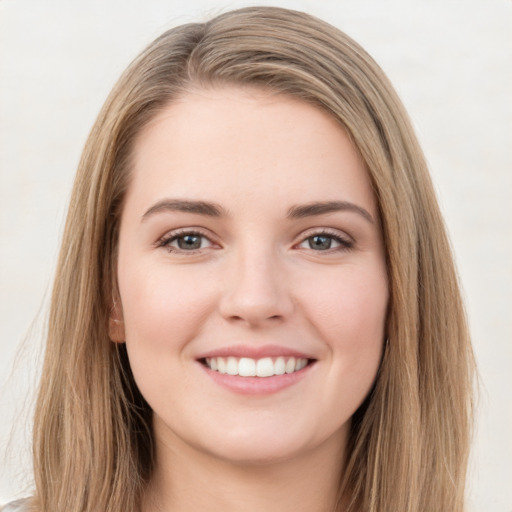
1, 1, 511, 510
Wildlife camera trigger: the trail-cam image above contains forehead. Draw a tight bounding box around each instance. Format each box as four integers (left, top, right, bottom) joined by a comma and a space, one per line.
126, 87, 376, 215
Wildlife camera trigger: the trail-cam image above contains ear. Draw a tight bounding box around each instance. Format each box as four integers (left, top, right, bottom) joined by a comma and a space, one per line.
109, 302, 126, 343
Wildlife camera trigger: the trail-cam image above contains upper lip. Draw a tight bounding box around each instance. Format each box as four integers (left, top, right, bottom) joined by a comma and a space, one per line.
196, 344, 316, 360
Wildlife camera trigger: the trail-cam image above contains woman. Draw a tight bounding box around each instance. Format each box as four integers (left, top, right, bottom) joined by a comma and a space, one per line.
3, 6, 474, 512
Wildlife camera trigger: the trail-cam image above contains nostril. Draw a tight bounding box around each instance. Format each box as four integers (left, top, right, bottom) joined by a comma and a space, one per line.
218, 272, 294, 325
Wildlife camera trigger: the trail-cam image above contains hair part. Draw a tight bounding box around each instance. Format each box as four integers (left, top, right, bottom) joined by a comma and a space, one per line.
32, 7, 474, 512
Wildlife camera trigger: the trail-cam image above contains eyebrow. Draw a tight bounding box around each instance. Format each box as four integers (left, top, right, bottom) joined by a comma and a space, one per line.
142, 199, 227, 220
286, 201, 375, 224
141, 198, 374, 224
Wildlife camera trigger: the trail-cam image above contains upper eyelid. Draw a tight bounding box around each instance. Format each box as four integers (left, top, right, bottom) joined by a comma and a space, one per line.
155, 227, 218, 246
292, 228, 355, 253
154, 226, 354, 247
295, 226, 354, 242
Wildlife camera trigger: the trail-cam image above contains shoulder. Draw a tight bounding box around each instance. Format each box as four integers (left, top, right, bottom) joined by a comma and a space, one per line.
1, 499, 31, 512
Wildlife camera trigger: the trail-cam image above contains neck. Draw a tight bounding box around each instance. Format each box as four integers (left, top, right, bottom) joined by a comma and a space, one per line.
142, 425, 347, 512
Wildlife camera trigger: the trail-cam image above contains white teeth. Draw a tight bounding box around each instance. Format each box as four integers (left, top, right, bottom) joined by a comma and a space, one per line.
285, 358, 296, 374
205, 356, 309, 377
296, 358, 308, 371
226, 357, 238, 375
238, 357, 256, 377
217, 357, 226, 374
274, 357, 286, 375
256, 357, 274, 377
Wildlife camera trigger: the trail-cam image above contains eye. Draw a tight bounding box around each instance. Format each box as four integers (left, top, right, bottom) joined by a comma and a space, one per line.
173, 233, 208, 250
156, 230, 216, 253
297, 232, 353, 252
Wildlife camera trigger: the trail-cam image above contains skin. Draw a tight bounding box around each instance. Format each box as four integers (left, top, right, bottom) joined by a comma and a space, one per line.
110, 87, 388, 512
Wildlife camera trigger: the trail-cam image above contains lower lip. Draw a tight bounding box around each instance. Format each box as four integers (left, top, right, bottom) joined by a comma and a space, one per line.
198, 362, 314, 395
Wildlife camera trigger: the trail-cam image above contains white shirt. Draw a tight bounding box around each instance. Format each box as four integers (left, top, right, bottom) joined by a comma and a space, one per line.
1, 499, 29, 512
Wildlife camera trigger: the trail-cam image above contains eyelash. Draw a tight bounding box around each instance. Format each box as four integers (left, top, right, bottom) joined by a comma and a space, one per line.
295, 229, 354, 253
155, 228, 354, 254
155, 228, 216, 254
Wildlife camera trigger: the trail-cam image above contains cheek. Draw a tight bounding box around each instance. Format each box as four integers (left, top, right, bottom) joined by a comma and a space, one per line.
303, 265, 387, 338
117, 259, 218, 351
117, 262, 216, 408
300, 264, 388, 381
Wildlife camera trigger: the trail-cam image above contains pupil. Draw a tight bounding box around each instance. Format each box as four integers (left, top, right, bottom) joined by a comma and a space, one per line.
178, 235, 201, 250
309, 235, 331, 250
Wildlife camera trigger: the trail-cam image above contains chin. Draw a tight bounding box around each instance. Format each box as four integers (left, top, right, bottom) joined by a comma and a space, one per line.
191, 419, 346, 467
204, 437, 311, 466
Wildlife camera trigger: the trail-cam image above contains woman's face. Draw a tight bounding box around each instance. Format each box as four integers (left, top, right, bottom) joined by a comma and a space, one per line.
112, 87, 388, 464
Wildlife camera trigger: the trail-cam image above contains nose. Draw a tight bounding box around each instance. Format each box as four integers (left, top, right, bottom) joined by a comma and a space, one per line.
218, 246, 294, 326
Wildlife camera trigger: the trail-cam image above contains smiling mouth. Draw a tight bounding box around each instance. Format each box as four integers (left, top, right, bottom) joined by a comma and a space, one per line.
201, 356, 314, 377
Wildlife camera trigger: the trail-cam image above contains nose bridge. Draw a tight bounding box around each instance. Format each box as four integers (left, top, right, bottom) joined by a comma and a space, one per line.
219, 239, 292, 324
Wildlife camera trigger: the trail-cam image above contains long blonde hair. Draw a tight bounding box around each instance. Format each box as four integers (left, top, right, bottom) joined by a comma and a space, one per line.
32, 6, 474, 512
